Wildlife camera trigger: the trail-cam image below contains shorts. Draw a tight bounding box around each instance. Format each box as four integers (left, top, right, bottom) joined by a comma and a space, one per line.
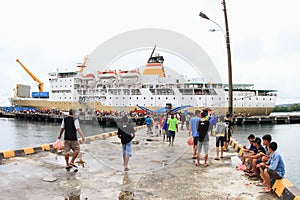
256, 158, 262, 164
64, 140, 80, 154
224, 133, 231, 142
216, 136, 225, 147
168, 130, 176, 138
193, 136, 199, 147
122, 141, 132, 157
267, 169, 283, 180
197, 141, 209, 154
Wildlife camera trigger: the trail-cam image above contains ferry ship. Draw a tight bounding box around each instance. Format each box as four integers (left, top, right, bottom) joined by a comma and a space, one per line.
9, 48, 277, 116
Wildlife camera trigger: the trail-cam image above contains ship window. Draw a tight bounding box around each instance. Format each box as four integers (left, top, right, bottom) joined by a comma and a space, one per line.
256, 98, 258, 100
109, 97, 111, 99
270, 98, 272, 100
144, 97, 146, 99
242, 98, 244, 100
116, 97, 118, 99
219, 98, 221, 100
158, 97, 160, 100
173, 97, 175, 100
199, 97, 201, 100
182, 97, 184, 100
249, 98, 251, 100
211, 97, 213, 100
130, 97, 132, 99
263, 98, 265, 100
191, 97, 193, 100
234, 98, 236, 100
123, 97, 125, 99
151, 97, 153, 100
166, 97, 168, 100
137, 97, 139, 99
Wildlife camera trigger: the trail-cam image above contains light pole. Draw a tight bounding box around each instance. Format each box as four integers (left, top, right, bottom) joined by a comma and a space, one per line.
199, 0, 233, 116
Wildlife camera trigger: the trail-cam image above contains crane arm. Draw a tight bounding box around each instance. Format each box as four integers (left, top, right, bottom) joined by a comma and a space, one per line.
16, 59, 44, 92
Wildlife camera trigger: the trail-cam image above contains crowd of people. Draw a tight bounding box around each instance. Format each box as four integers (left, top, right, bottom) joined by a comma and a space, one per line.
241, 133, 285, 193
56, 107, 285, 194
141, 108, 285, 194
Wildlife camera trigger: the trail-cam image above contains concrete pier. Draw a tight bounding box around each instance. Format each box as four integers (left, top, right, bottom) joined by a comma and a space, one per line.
0, 127, 279, 199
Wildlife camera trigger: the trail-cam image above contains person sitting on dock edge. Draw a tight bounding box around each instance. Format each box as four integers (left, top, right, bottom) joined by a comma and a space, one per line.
258, 142, 285, 193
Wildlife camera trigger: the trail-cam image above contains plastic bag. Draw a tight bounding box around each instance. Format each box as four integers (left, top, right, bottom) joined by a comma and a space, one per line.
186, 136, 194, 146
53, 139, 64, 150
236, 163, 246, 171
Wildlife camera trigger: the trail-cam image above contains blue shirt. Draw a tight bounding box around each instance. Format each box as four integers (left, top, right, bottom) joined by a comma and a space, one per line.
145, 117, 151, 125
249, 144, 256, 152
190, 117, 200, 137
267, 151, 285, 177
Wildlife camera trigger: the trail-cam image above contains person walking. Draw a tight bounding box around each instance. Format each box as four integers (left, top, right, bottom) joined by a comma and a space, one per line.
145, 115, 153, 134
189, 110, 201, 159
214, 117, 227, 160
196, 112, 210, 167
167, 113, 178, 146
161, 114, 169, 142
117, 116, 135, 171
58, 108, 86, 170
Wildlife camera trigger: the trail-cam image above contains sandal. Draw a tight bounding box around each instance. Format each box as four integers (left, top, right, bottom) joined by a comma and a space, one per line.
65, 166, 72, 170
246, 172, 257, 177
255, 182, 266, 187
259, 188, 271, 193
204, 164, 209, 167
195, 163, 200, 166
70, 163, 78, 168
214, 158, 220, 160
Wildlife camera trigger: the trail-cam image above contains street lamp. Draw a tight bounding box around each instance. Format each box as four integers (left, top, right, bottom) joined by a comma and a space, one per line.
199, 0, 233, 116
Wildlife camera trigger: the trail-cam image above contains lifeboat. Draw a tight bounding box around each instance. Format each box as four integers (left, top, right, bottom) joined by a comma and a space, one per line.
97, 70, 117, 79
82, 73, 95, 80
118, 69, 139, 78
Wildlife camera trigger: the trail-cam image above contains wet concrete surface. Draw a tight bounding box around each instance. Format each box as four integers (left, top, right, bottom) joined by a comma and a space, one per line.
0, 128, 278, 200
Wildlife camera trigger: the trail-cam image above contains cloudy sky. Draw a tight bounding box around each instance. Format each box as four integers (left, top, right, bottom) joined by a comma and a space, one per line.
1, 0, 299, 106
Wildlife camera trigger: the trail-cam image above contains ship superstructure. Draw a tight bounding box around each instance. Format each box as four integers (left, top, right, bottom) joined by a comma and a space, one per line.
10, 48, 277, 115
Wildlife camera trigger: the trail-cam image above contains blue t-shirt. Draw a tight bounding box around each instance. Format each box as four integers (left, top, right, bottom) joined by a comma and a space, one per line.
145, 117, 151, 125
267, 151, 285, 177
190, 117, 200, 137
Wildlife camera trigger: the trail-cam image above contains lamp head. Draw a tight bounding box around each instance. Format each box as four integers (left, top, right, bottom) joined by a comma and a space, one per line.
199, 12, 210, 20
